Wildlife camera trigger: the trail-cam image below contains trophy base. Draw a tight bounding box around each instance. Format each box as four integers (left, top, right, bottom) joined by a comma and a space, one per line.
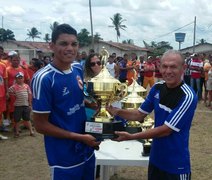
125, 126, 142, 134
85, 120, 125, 140
142, 143, 151, 156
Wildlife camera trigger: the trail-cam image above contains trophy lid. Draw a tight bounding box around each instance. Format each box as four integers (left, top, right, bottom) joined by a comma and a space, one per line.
127, 79, 147, 93
121, 91, 145, 104
89, 66, 120, 83
89, 47, 120, 84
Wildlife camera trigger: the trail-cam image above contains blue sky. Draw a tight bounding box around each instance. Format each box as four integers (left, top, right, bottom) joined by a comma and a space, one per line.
1, 0, 212, 50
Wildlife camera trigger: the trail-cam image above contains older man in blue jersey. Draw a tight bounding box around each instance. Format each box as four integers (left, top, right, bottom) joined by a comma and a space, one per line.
107, 50, 197, 180
31, 24, 100, 180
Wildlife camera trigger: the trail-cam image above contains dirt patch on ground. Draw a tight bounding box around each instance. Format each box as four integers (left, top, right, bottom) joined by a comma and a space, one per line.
0, 103, 211, 180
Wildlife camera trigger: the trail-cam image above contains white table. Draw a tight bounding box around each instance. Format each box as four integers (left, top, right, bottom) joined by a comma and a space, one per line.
95, 140, 149, 180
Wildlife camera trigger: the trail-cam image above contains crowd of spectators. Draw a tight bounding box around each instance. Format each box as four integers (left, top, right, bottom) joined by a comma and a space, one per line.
0, 46, 51, 139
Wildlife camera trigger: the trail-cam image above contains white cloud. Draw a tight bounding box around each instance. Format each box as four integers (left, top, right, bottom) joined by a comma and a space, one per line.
0, 0, 212, 50
1, 6, 25, 16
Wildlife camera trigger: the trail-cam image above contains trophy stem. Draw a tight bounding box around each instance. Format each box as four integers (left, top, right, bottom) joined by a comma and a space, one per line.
95, 106, 112, 122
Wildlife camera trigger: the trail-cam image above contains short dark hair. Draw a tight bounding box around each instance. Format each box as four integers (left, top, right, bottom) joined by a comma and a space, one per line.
51, 24, 77, 43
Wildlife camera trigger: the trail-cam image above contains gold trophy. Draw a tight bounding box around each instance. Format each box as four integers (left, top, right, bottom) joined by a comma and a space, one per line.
121, 78, 145, 133
127, 79, 147, 98
85, 47, 128, 140
141, 116, 154, 156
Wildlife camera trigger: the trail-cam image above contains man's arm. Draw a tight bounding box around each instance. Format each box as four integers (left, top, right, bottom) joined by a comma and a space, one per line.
115, 124, 173, 141
33, 113, 100, 149
106, 106, 147, 123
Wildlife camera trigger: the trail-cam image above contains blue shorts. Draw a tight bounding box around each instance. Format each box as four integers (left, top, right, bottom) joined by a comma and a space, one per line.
50, 153, 95, 180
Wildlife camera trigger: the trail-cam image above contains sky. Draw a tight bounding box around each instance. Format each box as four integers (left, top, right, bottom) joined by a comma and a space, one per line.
1, 0, 212, 50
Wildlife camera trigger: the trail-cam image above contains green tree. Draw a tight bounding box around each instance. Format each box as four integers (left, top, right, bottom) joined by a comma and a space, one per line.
44, 33, 51, 42
122, 39, 134, 44
147, 41, 173, 57
50, 21, 59, 32
93, 32, 103, 42
109, 13, 127, 42
0, 28, 15, 42
77, 28, 91, 47
197, 38, 206, 44
27, 27, 41, 41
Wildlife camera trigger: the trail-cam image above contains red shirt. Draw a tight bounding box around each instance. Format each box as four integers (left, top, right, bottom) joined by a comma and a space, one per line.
144, 62, 155, 77
6, 65, 30, 87
190, 58, 203, 79
0, 62, 7, 97
153, 58, 162, 78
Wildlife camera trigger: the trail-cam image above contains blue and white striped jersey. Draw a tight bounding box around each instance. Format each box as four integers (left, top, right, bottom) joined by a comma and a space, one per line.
139, 81, 197, 174
31, 63, 93, 167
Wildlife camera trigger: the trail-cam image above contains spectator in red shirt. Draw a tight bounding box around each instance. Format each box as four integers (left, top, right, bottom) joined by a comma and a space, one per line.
153, 56, 163, 82
143, 56, 155, 89
6, 51, 30, 126
190, 53, 203, 101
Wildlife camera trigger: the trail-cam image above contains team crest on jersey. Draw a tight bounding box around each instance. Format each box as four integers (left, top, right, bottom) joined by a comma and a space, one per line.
77, 75, 83, 90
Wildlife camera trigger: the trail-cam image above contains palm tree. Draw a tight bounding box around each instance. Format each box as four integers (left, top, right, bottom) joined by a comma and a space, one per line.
77, 28, 91, 47
27, 27, 41, 41
50, 21, 59, 32
109, 13, 127, 42
44, 33, 51, 42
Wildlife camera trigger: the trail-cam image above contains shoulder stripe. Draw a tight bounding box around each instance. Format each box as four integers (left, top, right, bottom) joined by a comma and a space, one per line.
169, 84, 194, 126
32, 66, 53, 99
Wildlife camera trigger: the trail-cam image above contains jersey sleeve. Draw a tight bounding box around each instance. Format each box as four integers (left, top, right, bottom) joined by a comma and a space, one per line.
138, 85, 155, 114
31, 75, 52, 113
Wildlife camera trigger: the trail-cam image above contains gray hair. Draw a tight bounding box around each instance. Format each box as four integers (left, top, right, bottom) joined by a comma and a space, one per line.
161, 50, 184, 65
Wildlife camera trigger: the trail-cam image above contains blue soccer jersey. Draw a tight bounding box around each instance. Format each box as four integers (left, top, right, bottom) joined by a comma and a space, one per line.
139, 81, 197, 174
31, 63, 94, 167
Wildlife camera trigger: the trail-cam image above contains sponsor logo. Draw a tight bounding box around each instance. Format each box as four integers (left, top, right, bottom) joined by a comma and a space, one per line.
62, 87, 70, 96
154, 93, 159, 99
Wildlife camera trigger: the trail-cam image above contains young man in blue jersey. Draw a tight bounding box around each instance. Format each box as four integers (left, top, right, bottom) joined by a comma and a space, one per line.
107, 50, 197, 180
31, 24, 100, 180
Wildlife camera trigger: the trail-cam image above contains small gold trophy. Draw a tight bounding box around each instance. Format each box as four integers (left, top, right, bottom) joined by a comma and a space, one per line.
141, 117, 154, 156
85, 47, 127, 140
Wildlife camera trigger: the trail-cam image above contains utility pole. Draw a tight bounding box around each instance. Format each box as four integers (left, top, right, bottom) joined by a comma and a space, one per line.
89, 0, 94, 49
193, 16, 196, 53
1, 16, 3, 29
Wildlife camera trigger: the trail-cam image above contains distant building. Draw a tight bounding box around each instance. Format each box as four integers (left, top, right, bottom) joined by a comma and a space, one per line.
1, 40, 150, 63
79, 40, 150, 59
180, 43, 212, 55
1, 40, 52, 63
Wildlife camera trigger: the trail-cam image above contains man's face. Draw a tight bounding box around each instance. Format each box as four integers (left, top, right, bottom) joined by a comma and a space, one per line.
124, 55, 128, 60
50, 34, 78, 65
11, 56, 20, 68
160, 54, 185, 88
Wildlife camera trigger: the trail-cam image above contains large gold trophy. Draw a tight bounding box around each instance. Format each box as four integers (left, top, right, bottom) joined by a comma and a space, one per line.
85, 47, 128, 140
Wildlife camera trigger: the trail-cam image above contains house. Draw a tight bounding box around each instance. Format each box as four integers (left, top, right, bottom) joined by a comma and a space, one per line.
1, 40, 52, 63
1, 40, 149, 63
180, 43, 212, 55
79, 40, 150, 59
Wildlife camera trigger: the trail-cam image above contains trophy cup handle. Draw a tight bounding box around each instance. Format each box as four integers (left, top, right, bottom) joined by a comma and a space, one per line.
115, 83, 128, 100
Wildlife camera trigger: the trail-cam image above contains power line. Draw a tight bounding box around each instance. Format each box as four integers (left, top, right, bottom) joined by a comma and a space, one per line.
155, 21, 194, 39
